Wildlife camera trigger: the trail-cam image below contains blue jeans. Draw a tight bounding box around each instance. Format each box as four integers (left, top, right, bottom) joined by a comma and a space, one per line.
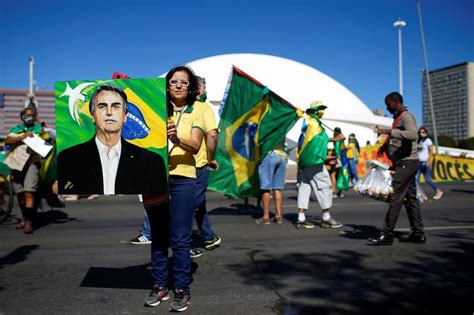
146, 175, 196, 293
416, 161, 437, 191
347, 158, 358, 182
141, 209, 151, 240
194, 167, 215, 241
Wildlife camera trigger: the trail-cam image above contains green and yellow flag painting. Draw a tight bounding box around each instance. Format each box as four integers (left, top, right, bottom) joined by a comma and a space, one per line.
208, 66, 302, 198
55, 78, 167, 163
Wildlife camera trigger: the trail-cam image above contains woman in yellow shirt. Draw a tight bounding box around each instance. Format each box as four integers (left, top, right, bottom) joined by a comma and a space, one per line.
144, 66, 203, 311
346, 133, 360, 186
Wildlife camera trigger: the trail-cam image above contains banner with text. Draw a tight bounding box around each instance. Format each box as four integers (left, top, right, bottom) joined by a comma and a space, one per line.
356, 146, 474, 182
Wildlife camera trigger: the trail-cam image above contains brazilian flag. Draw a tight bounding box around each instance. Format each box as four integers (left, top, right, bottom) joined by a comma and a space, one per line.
55, 78, 167, 163
297, 115, 329, 168
208, 66, 302, 198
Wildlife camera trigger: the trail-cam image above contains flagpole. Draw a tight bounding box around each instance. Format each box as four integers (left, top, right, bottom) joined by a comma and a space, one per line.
417, 0, 439, 151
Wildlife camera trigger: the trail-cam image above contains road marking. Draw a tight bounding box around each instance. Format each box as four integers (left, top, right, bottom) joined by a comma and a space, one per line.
396, 225, 474, 232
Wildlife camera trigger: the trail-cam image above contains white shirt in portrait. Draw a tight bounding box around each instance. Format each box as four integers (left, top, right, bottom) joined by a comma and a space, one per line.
95, 137, 122, 194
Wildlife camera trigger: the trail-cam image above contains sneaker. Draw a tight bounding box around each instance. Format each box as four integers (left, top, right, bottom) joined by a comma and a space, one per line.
203, 235, 221, 249
255, 218, 271, 225
321, 218, 343, 229
144, 285, 170, 307
433, 190, 443, 200
332, 193, 338, 199
169, 289, 190, 312
130, 234, 151, 245
190, 248, 204, 258
295, 220, 315, 229
337, 191, 345, 198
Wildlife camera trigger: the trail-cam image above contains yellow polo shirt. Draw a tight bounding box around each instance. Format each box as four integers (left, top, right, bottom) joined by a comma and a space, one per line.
193, 101, 218, 168
169, 105, 204, 178
346, 142, 356, 159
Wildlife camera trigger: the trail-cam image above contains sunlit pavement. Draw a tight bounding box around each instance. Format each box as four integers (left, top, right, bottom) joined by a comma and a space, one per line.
0, 182, 473, 314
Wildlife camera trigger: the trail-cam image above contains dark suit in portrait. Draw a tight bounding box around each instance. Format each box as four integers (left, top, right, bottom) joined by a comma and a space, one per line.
58, 138, 167, 195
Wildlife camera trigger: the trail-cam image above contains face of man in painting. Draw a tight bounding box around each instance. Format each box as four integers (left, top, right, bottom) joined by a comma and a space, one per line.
92, 90, 127, 135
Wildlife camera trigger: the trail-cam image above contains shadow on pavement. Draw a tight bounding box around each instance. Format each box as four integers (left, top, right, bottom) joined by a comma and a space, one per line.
340, 224, 385, 240
0, 244, 39, 270
80, 261, 199, 290
440, 217, 474, 225
80, 263, 153, 290
34, 210, 77, 231
450, 189, 474, 194
227, 239, 474, 314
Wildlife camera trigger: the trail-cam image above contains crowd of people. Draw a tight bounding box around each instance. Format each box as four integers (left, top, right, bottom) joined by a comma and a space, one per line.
3, 65, 445, 312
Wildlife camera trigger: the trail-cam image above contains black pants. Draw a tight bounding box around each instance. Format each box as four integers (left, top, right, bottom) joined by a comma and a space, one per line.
383, 160, 424, 236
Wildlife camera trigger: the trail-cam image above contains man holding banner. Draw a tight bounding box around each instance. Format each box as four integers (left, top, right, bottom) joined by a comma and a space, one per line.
296, 102, 344, 229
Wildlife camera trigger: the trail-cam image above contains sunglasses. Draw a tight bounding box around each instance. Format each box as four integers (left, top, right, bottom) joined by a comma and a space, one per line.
169, 79, 190, 87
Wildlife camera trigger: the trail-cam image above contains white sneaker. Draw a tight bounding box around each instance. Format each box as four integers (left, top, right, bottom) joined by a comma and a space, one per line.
433, 190, 443, 200
321, 218, 343, 229
130, 234, 151, 244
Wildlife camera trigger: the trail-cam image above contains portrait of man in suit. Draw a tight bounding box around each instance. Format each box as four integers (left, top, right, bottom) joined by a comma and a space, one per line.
58, 84, 167, 195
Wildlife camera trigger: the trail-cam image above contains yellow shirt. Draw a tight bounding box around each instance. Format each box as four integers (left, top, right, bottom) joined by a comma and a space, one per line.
169, 105, 204, 178
346, 142, 356, 159
193, 101, 218, 168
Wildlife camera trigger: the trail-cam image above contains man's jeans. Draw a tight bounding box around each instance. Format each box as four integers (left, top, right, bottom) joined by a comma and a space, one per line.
142, 209, 151, 240
194, 167, 215, 241
347, 158, 359, 182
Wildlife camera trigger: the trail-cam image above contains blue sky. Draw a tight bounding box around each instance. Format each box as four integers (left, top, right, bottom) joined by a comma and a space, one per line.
1, 0, 473, 123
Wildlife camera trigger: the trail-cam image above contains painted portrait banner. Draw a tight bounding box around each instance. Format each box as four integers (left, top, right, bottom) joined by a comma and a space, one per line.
356, 146, 474, 182
55, 78, 168, 195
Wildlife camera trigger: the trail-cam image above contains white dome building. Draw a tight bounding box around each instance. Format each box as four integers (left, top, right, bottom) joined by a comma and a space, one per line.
185, 53, 392, 149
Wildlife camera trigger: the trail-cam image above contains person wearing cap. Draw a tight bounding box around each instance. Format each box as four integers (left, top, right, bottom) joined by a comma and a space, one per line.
295, 101, 344, 229
5, 107, 46, 234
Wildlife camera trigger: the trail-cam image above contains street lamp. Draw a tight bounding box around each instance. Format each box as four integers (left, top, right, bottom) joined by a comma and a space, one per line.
394, 19, 406, 95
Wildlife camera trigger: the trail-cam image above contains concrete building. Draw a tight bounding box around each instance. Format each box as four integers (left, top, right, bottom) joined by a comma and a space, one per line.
422, 62, 474, 140
0, 89, 55, 138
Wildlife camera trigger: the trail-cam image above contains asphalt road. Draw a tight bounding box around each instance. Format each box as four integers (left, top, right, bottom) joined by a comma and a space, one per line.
0, 182, 473, 314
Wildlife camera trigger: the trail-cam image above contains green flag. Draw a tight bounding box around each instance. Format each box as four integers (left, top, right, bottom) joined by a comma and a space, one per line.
208, 66, 302, 198
297, 114, 330, 168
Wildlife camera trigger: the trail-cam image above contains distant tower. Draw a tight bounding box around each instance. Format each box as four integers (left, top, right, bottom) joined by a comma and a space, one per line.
25, 57, 38, 109
394, 19, 406, 95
